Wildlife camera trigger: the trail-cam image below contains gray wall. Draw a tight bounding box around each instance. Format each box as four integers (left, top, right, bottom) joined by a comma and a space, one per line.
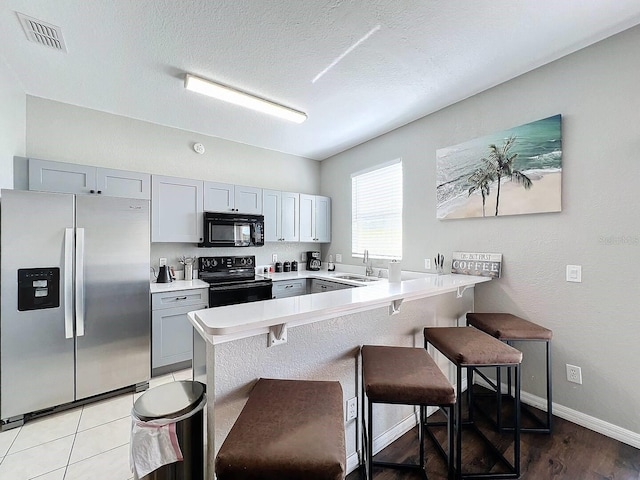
0, 57, 26, 191
23, 97, 322, 268
320, 25, 640, 437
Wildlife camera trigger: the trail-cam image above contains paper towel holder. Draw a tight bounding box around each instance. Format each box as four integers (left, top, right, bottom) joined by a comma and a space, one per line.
388, 259, 402, 283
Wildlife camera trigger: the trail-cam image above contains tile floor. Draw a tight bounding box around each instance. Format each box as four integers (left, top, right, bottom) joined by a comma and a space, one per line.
0, 369, 193, 480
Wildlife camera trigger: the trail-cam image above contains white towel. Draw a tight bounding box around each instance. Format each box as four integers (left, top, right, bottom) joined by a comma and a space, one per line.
130, 418, 183, 479
129, 395, 206, 479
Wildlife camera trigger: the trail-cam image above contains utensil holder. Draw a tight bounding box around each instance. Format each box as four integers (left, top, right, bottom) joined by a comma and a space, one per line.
184, 264, 193, 280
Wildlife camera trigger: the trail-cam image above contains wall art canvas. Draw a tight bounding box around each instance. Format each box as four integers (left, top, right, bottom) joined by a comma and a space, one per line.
436, 114, 562, 219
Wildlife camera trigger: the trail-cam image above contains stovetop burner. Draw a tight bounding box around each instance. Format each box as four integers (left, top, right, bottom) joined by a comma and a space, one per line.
198, 256, 273, 308
198, 256, 267, 284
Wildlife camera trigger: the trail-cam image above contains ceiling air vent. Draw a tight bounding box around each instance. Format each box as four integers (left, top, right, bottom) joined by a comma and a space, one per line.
17, 12, 67, 52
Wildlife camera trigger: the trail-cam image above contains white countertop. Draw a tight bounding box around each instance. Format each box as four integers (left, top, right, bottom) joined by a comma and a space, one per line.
150, 279, 209, 294
261, 268, 427, 285
188, 273, 490, 342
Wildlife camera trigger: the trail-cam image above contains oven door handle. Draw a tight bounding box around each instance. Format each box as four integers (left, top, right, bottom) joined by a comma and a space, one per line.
209, 282, 271, 292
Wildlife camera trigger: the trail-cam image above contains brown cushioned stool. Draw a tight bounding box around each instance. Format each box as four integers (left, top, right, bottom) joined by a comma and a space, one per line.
361, 345, 455, 480
215, 378, 346, 480
467, 313, 553, 434
424, 327, 523, 479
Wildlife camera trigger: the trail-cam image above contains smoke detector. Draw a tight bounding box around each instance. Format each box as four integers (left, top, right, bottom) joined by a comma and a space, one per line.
17, 12, 67, 52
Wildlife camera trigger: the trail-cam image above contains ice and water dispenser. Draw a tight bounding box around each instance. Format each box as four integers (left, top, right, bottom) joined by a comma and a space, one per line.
17, 268, 60, 311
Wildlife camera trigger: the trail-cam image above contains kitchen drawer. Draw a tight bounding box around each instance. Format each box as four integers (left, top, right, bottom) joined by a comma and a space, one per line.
152, 288, 208, 310
309, 278, 353, 294
272, 279, 307, 299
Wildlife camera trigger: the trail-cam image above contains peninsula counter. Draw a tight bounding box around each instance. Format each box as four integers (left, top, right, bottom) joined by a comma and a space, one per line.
187, 273, 490, 476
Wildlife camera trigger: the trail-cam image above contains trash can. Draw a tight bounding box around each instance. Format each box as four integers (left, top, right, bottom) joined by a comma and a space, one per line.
131, 380, 206, 480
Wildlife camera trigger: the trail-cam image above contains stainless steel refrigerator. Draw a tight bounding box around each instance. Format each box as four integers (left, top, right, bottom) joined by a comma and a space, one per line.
1, 189, 150, 428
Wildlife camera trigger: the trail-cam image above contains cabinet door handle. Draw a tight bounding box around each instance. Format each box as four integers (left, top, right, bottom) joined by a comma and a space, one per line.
285, 285, 293, 288
176, 296, 188, 300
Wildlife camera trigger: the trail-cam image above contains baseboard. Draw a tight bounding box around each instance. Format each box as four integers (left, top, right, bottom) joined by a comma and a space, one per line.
474, 377, 640, 449
346, 451, 361, 474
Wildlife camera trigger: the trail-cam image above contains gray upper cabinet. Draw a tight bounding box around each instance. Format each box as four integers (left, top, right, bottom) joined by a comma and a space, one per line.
263, 190, 299, 242
204, 181, 262, 214
96, 168, 151, 199
29, 158, 150, 199
300, 194, 331, 243
152, 175, 203, 243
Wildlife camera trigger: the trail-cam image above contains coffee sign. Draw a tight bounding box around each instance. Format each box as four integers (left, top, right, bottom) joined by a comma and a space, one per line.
451, 252, 502, 278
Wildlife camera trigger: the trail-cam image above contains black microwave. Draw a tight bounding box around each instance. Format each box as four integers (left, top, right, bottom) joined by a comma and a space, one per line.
199, 212, 265, 248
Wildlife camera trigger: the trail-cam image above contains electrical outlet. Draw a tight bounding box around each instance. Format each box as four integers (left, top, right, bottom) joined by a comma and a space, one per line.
566, 364, 582, 384
566, 265, 582, 283
346, 397, 357, 421
336, 253, 342, 263
272, 254, 277, 263
301, 252, 306, 261
424, 258, 431, 269
159, 258, 167, 267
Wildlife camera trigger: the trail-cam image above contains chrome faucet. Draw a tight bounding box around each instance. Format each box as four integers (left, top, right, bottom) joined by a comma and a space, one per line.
363, 249, 374, 276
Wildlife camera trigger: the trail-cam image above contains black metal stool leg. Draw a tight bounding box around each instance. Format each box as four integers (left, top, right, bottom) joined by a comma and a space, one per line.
514, 364, 521, 477
367, 399, 373, 480
456, 364, 463, 480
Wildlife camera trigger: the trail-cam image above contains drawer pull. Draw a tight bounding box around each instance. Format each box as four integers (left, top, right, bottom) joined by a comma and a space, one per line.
176, 296, 188, 300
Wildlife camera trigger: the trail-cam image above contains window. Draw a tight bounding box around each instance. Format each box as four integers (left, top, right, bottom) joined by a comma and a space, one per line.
351, 159, 403, 259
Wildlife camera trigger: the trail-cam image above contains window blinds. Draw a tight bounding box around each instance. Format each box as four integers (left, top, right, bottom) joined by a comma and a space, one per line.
351, 159, 403, 259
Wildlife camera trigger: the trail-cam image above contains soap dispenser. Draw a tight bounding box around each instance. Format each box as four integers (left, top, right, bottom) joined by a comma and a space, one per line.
327, 254, 335, 272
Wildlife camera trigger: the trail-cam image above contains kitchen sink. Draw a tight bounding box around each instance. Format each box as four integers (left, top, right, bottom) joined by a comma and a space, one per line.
334, 274, 379, 282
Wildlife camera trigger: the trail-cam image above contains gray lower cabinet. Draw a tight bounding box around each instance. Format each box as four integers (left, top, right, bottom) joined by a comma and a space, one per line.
151, 288, 207, 373
272, 279, 308, 299
309, 278, 352, 293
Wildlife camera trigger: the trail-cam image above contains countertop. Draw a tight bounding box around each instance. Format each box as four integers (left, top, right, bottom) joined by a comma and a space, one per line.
150, 279, 209, 294
188, 273, 490, 342
260, 268, 427, 285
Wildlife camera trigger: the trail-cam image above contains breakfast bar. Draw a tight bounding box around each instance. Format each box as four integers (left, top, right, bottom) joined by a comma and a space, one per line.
187, 273, 491, 476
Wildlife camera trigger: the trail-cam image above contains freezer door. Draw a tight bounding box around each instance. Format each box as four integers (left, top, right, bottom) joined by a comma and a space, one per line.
1, 190, 76, 419
75, 195, 150, 400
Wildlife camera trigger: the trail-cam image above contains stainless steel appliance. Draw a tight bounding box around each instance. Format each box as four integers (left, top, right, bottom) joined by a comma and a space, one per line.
199, 212, 264, 248
1, 189, 150, 429
198, 256, 272, 307
156, 265, 173, 283
306, 251, 321, 271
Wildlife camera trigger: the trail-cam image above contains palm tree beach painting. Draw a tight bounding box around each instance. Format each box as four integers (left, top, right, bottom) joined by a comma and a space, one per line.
436, 114, 562, 219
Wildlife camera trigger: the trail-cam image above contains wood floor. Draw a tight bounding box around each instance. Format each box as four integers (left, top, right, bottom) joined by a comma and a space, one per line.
347, 389, 640, 480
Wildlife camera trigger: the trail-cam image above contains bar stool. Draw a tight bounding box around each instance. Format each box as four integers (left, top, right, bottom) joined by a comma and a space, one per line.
424, 327, 523, 479
467, 312, 553, 433
215, 378, 346, 480
361, 345, 455, 480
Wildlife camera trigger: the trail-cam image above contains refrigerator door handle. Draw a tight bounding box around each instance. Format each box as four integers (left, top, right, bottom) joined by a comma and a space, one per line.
75, 227, 85, 337
64, 228, 74, 339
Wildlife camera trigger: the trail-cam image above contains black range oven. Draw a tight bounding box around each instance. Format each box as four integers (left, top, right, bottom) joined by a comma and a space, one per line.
198, 256, 272, 308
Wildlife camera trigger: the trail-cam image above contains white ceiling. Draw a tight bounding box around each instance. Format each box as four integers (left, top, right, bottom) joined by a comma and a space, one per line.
2, 1, 640, 161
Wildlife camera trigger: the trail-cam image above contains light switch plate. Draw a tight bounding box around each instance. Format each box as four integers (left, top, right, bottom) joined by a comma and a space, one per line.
566, 265, 582, 282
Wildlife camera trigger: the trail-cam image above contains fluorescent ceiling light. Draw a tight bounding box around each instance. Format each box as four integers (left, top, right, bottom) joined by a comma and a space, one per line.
184, 74, 307, 124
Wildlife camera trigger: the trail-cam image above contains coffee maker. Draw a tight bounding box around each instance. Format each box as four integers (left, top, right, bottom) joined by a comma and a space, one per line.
306, 251, 321, 271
